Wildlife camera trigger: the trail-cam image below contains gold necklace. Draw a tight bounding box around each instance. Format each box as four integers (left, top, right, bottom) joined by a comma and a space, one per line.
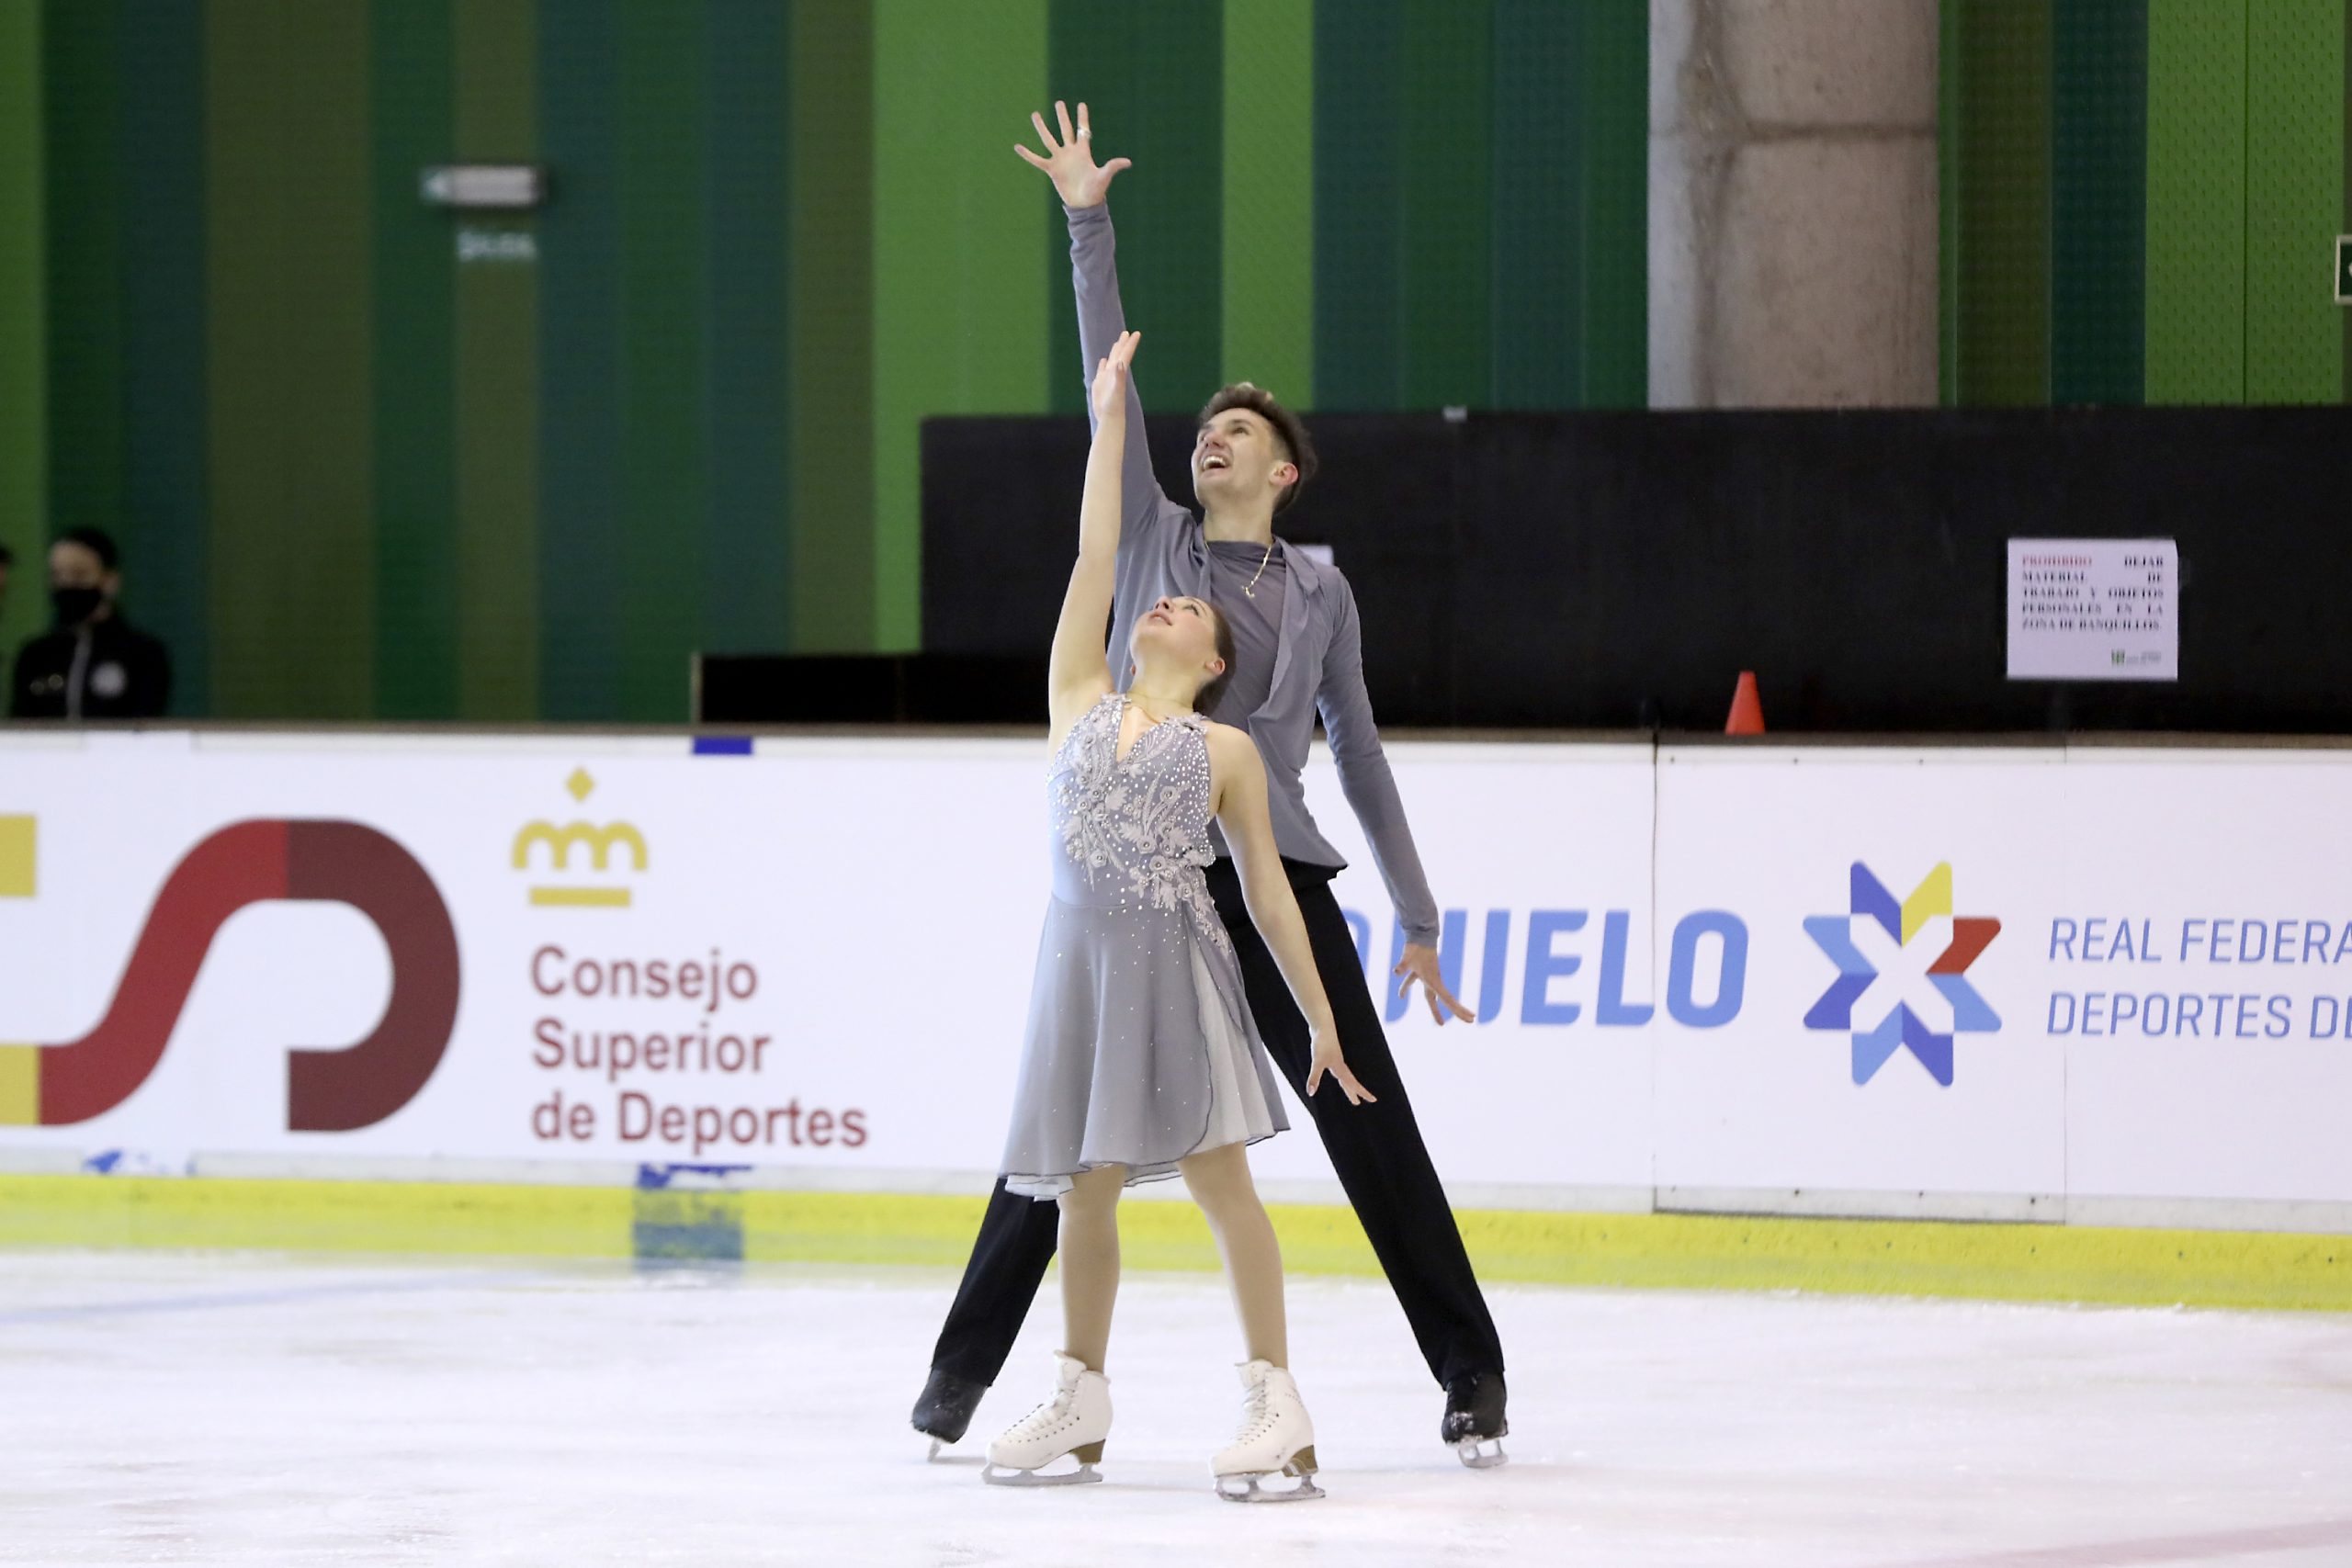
1242, 539, 1276, 598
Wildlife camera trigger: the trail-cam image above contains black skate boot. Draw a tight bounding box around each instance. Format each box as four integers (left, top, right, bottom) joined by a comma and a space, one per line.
911, 1368, 988, 1461
1441, 1371, 1508, 1469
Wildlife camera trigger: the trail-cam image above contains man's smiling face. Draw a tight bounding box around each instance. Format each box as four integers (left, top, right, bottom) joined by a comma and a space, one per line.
1192, 408, 1295, 512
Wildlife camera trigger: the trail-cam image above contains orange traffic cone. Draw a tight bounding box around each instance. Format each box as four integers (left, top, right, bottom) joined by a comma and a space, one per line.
1724, 671, 1766, 735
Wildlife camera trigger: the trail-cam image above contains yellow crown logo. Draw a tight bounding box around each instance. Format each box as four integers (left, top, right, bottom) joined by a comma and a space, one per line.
513, 769, 646, 908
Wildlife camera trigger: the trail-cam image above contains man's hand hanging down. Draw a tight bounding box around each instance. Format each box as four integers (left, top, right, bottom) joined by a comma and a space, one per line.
1395, 943, 1476, 1026
1014, 100, 1130, 209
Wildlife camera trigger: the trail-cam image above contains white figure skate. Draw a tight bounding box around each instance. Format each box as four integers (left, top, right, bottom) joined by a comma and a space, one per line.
981, 1352, 1111, 1487
1211, 1359, 1324, 1502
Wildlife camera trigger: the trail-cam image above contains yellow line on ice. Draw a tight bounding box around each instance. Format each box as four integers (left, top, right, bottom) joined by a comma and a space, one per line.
0, 1177, 2345, 1313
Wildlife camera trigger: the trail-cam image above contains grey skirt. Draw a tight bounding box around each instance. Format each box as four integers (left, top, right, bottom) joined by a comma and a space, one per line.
999, 896, 1288, 1200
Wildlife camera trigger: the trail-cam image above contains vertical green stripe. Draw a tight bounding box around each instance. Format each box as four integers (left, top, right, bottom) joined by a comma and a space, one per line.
2244, 0, 2344, 402
207, 0, 376, 718
1953, 0, 2052, 404
1397, 0, 1490, 406
703, 0, 789, 658
1491, 0, 1580, 409
42, 0, 123, 541
2145, 0, 2246, 402
1046, 0, 1223, 418
537, 0, 621, 718
872, 0, 1049, 653
1313, 0, 1401, 408
453, 0, 540, 720
786, 0, 872, 652
1939, 0, 1961, 405
371, 0, 457, 718
2052, 0, 2147, 404
1577, 0, 1647, 408
1219, 0, 1311, 408
0, 0, 43, 666
614, 0, 704, 720
119, 0, 208, 716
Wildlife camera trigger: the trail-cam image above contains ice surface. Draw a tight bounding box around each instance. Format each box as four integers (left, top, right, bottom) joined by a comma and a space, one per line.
4, 1251, 2349, 1567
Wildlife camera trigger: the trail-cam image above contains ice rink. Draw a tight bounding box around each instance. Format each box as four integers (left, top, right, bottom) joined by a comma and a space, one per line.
5, 1250, 2349, 1568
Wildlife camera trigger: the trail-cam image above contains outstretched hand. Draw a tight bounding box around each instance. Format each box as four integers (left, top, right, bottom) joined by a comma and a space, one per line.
1091, 330, 1140, 423
1014, 100, 1130, 209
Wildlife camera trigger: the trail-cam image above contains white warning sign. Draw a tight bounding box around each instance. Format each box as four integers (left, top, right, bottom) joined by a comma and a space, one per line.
2007, 538, 2177, 682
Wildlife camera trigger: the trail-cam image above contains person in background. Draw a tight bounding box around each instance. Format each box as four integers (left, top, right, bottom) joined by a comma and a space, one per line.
9, 527, 172, 720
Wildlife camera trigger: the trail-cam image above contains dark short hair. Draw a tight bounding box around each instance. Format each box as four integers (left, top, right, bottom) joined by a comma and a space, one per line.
57, 526, 120, 571
1194, 599, 1239, 715
0, 541, 12, 568
1198, 383, 1317, 514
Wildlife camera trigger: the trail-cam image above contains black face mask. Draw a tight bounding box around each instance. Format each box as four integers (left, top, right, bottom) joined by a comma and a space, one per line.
51, 586, 104, 626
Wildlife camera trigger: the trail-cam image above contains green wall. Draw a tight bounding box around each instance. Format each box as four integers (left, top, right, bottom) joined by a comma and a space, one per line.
13, 0, 1646, 720
24, 1, 2344, 717
1943, 0, 2348, 407
0, 0, 41, 666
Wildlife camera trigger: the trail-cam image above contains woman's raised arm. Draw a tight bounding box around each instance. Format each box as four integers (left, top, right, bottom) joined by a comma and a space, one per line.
1046, 331, 1141, 738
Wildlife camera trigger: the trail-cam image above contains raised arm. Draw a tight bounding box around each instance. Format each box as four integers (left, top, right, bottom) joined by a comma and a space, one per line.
1015, 100, 1170, 530
1315, 580, 1475, 1025
1047, 331, 1143, 736
1208, 726, 1374, 1107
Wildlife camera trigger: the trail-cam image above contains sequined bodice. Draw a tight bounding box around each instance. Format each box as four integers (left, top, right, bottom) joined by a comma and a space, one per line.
1047, 694, 1229, 952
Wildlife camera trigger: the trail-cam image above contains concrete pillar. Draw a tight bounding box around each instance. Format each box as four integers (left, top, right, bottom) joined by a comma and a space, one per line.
1649, 0, 1940, 407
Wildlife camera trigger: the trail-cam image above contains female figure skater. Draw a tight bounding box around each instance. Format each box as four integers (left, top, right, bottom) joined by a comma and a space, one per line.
984, 330, 1374, 1503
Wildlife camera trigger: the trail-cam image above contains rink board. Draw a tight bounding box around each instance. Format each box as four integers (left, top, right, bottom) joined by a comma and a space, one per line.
2, 728, 2349, 1305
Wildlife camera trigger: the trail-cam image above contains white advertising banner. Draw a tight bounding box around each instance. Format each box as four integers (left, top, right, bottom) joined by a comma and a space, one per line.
1654, 745, 2352, 1219
4, 730, 2349, 1227
1652, 748, 2071, 1212
0, 733, 1656, 1201
1298, 743, 1658, 1196
0, 736, 1047, 1177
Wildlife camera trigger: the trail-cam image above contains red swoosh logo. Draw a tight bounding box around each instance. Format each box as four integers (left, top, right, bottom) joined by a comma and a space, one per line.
25, 819, 459, 1131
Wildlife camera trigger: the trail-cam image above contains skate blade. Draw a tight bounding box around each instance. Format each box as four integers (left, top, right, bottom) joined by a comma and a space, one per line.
927, 1438, 945, 1462
1216, 1474, 1325, 1503
1216, 1452, 1325, 1504
981, 1460, 1102, 1488
1453, 1438, 1509, 1470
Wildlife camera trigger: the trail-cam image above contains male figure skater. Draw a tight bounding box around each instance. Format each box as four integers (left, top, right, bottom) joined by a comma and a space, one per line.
913, 102, 1509, 1465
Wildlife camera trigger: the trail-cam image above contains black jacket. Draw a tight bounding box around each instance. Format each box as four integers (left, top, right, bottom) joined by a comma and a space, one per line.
10, 615, 172, 719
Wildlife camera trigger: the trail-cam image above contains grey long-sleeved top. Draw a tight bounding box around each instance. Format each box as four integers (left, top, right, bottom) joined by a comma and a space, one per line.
1069, 201, 1442, 950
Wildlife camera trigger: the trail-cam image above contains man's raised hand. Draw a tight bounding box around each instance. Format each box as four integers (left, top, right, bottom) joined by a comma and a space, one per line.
1014, 100, 1130, 209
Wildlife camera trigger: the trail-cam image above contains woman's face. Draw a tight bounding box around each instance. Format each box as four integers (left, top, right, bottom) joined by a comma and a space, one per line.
1130, 595, 1224, 688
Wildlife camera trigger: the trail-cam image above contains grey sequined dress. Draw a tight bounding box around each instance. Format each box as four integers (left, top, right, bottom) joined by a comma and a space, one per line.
999, 693, 1288, 1200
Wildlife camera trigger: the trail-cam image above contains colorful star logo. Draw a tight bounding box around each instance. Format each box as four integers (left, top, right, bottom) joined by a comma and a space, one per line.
1804, 863, 2000, 1087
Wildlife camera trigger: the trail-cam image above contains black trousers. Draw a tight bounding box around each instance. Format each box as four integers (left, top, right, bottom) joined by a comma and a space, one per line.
930, 856, 1505, 1389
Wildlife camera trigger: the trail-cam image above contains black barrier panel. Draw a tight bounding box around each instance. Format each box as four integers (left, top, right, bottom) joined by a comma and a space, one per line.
697, 653, 1049, 725
921, 407, 2352, 733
